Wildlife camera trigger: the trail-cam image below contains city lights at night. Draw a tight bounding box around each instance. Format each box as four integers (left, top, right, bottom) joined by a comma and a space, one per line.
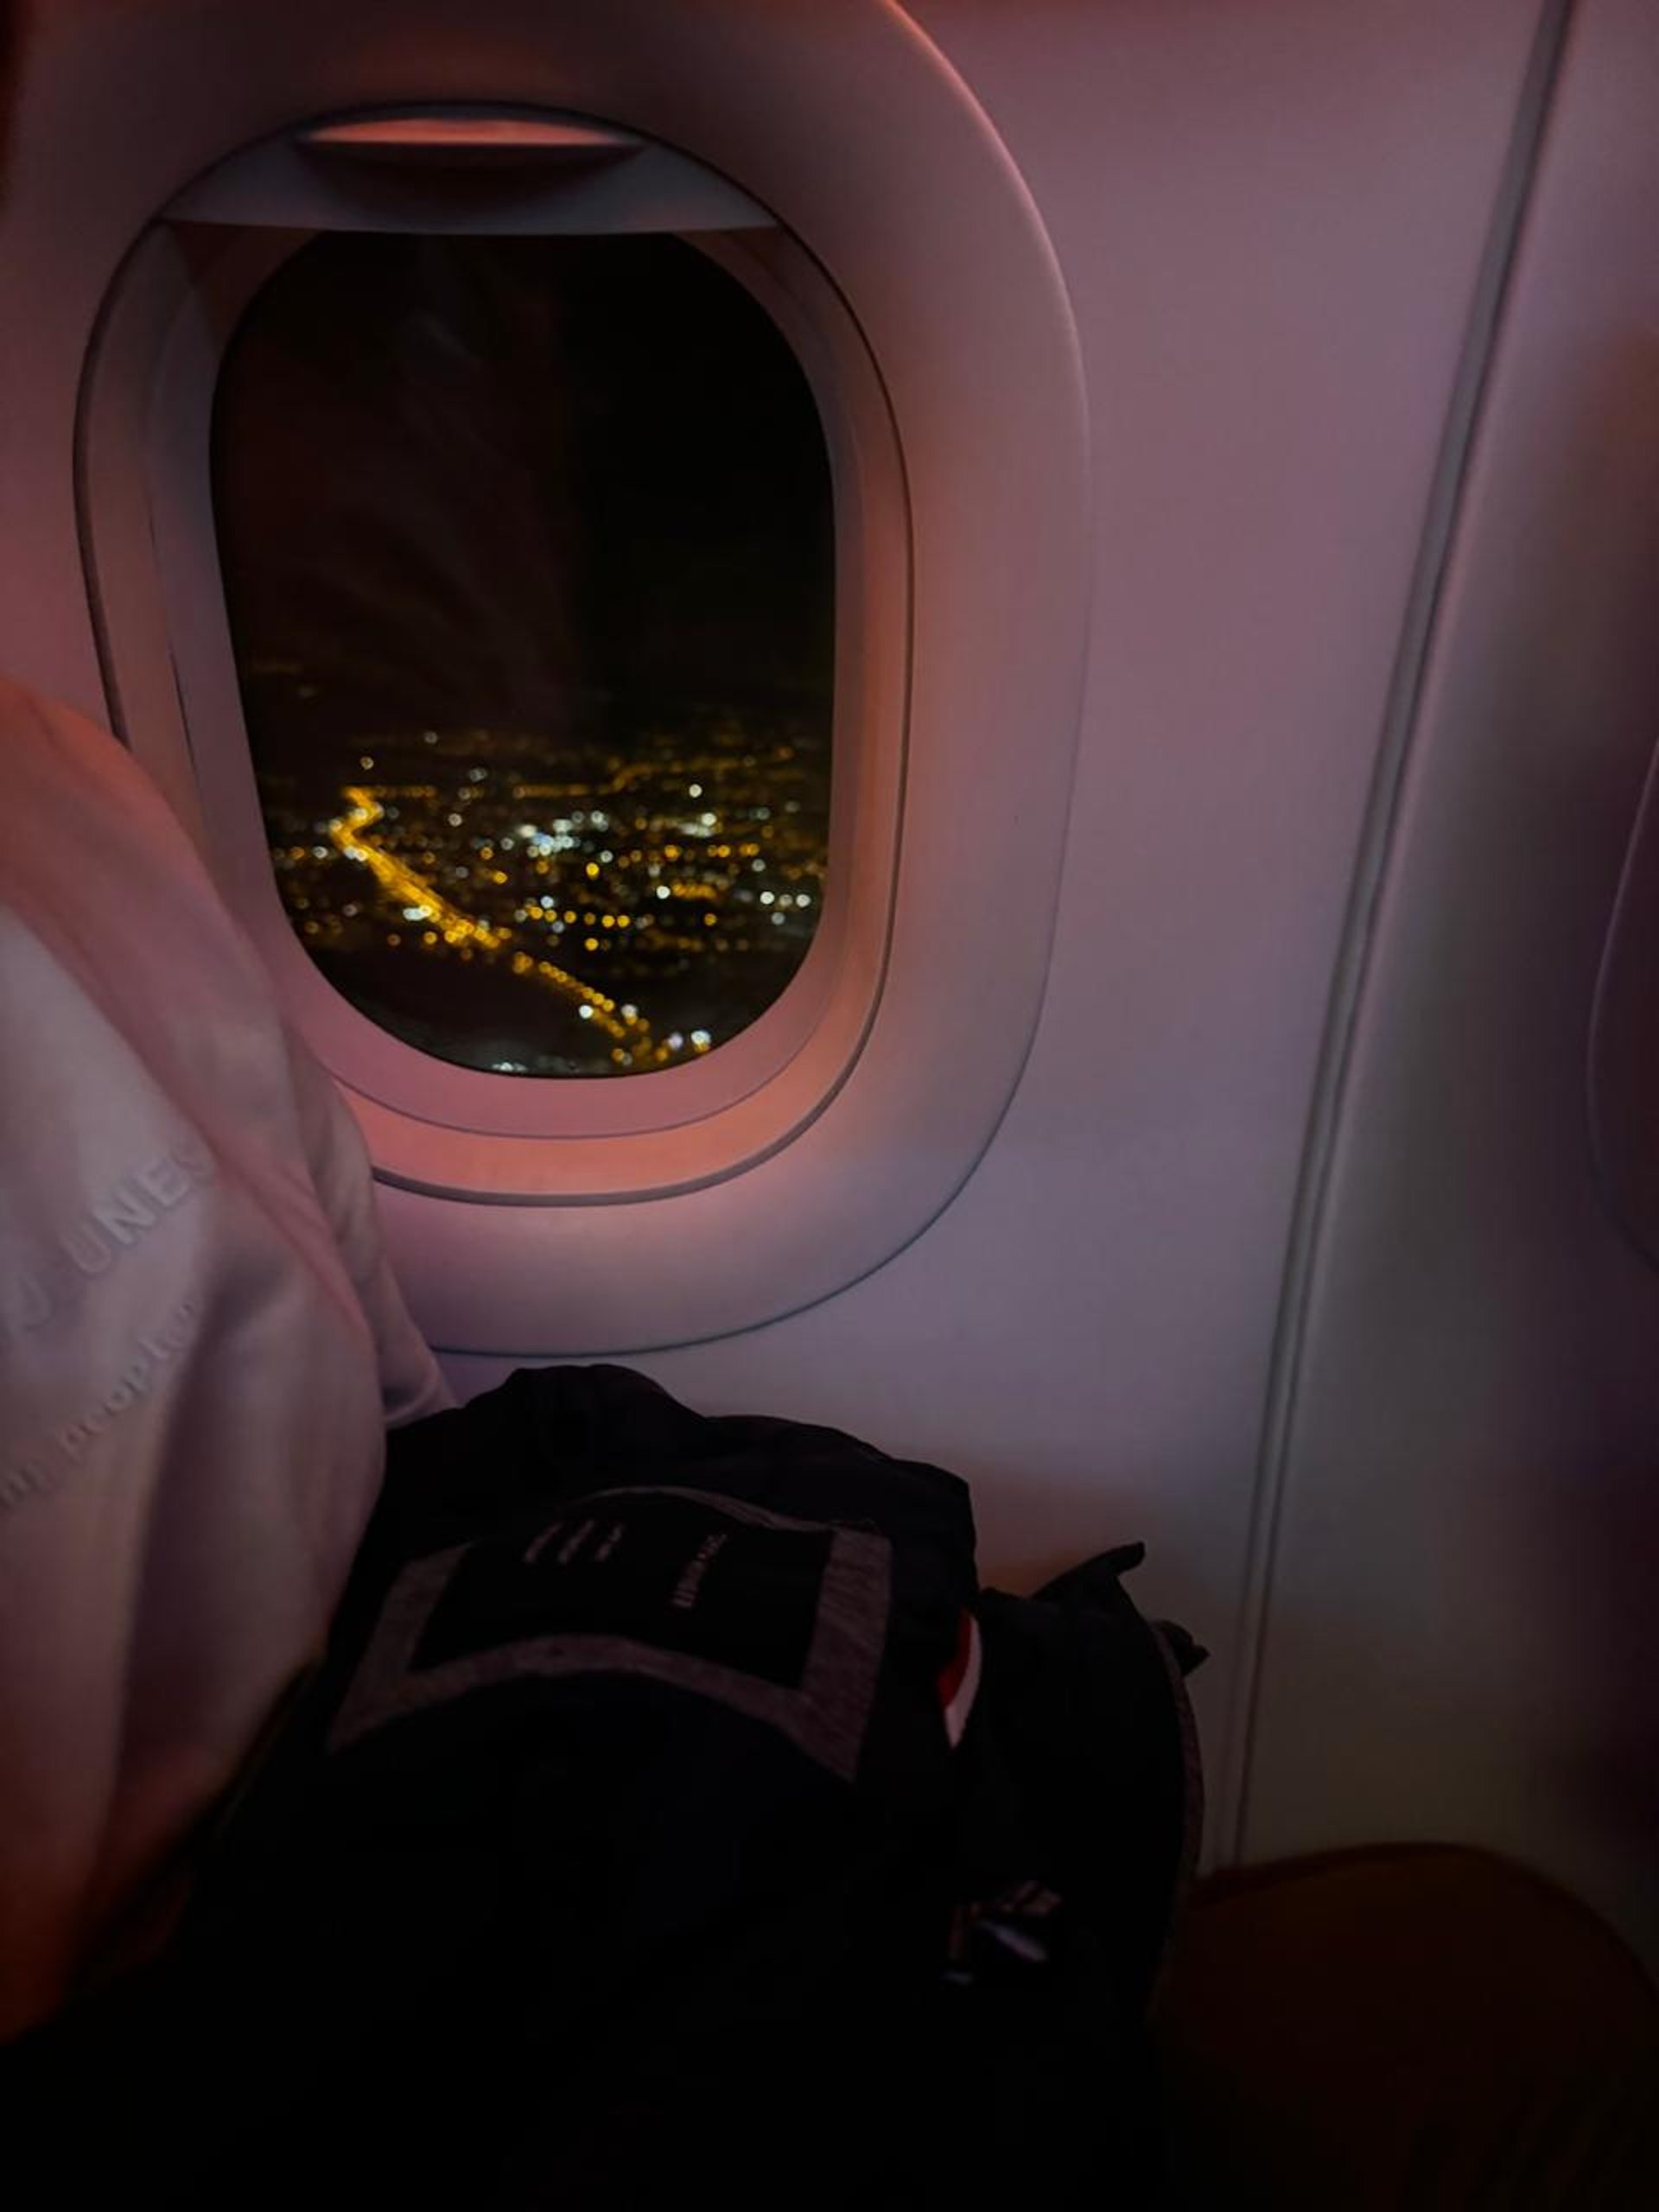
259, 691, 829, 1075
213, 227, 835, 1078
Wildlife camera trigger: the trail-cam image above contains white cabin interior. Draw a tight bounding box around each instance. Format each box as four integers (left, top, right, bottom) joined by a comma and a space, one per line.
3, 0, 1656, 1986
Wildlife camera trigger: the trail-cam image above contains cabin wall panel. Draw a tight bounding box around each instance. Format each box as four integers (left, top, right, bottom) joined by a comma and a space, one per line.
1242, 0, 1659, 1961
8, 0, 1624, 1917
447, 0, 1545, 1851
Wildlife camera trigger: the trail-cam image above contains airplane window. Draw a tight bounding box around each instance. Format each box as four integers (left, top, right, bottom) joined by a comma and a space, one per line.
212, 232, 834, 1079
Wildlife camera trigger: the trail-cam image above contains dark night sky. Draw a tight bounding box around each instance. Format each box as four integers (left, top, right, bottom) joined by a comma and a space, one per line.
212, 231, 836, 751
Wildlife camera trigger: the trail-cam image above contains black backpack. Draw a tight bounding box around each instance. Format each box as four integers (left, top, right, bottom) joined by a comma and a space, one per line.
14, 1364, 1203, 2209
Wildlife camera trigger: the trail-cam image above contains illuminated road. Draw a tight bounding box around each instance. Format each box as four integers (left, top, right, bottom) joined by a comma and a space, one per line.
327, 785, 664, 1064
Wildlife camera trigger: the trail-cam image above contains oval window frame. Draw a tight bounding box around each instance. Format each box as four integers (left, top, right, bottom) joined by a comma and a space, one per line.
72, 1, 1089, 1357
86, 151, 904, 1191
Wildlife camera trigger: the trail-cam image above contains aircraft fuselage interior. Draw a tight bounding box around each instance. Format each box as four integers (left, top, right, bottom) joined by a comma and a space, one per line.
3, 0, 1656, 2201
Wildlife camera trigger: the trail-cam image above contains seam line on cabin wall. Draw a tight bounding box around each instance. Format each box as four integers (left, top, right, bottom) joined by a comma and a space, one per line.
74, 257, 139, 752
1217, 0, 1580, 1871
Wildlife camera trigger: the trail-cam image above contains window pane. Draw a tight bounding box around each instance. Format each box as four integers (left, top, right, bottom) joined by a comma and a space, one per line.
213, 232, 834, 1077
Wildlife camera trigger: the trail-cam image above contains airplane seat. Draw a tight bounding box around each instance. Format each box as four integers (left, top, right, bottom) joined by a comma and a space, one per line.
1154, 1845, 1659, 2209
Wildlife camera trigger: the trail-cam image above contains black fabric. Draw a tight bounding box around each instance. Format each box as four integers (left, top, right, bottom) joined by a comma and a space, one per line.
9, 1365, 1199, 2209
924, 1562, 1204, 2206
